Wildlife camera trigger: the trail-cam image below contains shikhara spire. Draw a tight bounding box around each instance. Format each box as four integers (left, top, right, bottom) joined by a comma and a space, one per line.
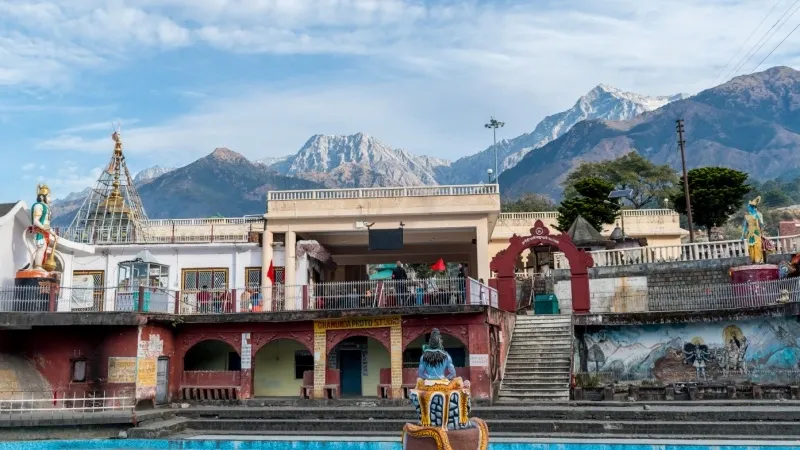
65, 131, 150, 244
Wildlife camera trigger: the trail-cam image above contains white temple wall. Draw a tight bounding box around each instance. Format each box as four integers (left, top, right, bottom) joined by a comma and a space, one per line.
0, 210, 30, 286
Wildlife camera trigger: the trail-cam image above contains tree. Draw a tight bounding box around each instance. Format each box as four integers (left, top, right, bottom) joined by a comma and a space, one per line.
502, 193, 556, 212
563, 152, 679, 209
556, 177, 620, 232
670, 167, 750, 240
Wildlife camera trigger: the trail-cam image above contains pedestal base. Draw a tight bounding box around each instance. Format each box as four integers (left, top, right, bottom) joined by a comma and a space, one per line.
402, 418, 489, 450
13, 271, 58, 312
730, 264, 779, 283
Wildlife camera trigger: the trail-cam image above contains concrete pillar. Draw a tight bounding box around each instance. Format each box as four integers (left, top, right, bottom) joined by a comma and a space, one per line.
261, 231, 273, 311
285, 231, 297, 310
475, 218, 490, 282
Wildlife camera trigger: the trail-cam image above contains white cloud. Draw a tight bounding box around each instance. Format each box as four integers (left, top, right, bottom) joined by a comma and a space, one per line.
47, 162, 103, 199
9, 0, 800, 165
21, 163, 35, 171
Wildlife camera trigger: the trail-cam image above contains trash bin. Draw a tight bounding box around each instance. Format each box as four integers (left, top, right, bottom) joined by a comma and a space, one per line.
534, 294, 560, 315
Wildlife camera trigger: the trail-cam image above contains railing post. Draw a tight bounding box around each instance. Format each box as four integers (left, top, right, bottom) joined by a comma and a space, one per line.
465, 278, 472, 305
171, 223, 175, 244
174, 291, 181, 314
48, 283, 58, 312
137, 286, 145, 312
211, 224, 214, 243
302, 285, 309, 310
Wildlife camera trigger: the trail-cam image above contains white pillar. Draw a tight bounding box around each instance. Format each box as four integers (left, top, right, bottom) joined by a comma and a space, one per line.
475, 218, 490, 282
261, 231, 273, 311
285, 231, 296, 310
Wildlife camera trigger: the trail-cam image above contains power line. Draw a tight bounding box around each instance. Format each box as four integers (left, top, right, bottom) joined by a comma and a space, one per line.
712, 0, 783, 86
752, 21, 800, 71
724, 0, 800, 80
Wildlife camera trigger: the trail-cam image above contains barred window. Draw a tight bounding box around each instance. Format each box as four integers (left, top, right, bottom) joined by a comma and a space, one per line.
182, 269, 229, 290
244, 267, 261, 289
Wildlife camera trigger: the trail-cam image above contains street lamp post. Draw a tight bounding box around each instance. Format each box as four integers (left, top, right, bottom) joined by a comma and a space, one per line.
484, 117, 505, 185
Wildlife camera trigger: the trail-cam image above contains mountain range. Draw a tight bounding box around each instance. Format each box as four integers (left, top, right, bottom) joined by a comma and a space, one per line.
50, 66, 800, 221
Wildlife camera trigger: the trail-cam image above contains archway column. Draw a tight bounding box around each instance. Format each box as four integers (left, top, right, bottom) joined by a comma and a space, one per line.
467, 323, 491, 399
240, 332, 253, 399
312, 316, 403, 399
489, 220, 594, 314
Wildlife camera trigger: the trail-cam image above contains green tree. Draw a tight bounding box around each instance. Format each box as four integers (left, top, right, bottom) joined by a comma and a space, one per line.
563, 152, 679, 209
762, 189, 794, 209
556, 177, 620, 232
502, 193, 556, 212
670, 167, 750, 240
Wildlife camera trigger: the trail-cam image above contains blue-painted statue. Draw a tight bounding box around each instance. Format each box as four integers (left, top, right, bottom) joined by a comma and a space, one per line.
402, 329, 488, 450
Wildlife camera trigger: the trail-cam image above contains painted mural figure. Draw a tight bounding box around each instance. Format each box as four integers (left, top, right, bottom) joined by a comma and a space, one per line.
721, 326, 748, 377
402, 329, 488, 450
742, 196, 768, 264
683, 337, 711, 380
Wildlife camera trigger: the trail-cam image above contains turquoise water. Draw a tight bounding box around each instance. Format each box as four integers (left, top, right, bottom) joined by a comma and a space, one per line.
2, 441, 800, 450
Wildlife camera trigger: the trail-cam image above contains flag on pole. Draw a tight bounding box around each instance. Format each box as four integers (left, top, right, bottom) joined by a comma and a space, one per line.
266, 260, 275, 284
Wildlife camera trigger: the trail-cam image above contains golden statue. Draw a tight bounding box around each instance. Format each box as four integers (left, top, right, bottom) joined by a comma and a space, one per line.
742, 196, 767, 264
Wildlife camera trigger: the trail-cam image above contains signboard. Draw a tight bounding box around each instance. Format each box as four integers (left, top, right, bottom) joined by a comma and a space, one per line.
137, 359, 157, 386
241, 333, 252, 370
469, 354, 489, 367
108, 357, 136, 384
147, 335, 163, 356
361, 349, 369, 376
314, 316, 401, 331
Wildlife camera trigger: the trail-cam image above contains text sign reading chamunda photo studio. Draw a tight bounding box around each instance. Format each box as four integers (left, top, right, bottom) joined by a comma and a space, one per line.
314, 316, 401, 331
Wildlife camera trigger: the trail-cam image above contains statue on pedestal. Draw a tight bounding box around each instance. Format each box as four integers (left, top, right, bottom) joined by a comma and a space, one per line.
402, 329, 488, 450
742, 196, 772, 264
29, 184, 58, 272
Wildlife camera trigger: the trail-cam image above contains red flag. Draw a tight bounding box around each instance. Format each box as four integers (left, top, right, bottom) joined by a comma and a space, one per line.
431, 258, 446, 272
266, 260, 275, 284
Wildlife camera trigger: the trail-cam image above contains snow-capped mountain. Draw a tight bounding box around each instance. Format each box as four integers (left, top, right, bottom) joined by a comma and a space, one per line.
269, 133, 451, 188
133, 166, 175, 186
255, 155, 291, 167
438, 85, 689, 185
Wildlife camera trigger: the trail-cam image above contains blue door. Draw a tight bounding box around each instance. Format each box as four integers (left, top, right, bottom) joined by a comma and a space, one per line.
339, 350, 362, 396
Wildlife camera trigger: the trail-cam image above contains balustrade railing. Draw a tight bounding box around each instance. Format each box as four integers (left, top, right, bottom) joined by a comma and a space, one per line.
553, 234, 800, 269
57, 226, 256, 245
0, 390, 134, 420
498, 209, 677, 222
268, 184, 498, 201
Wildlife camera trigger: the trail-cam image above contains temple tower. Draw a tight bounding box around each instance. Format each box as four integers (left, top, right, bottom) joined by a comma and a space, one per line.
66, 131, 150, 244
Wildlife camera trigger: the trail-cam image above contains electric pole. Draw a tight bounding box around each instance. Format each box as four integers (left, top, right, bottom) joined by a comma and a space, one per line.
484, 117, 504, 184
676, 119, 695, 243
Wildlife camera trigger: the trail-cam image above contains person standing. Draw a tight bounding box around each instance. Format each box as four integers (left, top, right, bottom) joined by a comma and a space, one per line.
457, 263, 467, 303
392, 261, 409, 305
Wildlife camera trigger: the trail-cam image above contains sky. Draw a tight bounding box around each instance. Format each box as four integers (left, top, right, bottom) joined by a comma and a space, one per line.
1, 0, 799, 201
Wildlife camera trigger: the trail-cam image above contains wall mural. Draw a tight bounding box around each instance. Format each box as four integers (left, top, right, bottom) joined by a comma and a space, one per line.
576, 317, 800, 384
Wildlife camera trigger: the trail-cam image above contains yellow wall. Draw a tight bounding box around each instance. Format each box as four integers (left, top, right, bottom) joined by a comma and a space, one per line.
253, 339, 307, 397
364, 339, 390, 397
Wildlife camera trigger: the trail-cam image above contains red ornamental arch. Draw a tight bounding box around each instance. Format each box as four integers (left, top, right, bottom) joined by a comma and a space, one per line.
490, 220, 594, 313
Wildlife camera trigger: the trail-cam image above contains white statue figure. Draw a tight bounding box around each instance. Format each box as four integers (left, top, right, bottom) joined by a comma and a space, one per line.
30, 184, 55, 271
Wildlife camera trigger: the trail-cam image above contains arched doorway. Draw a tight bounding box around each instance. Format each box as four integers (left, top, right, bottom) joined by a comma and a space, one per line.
403, 333, 469, 371
184, 340, 241, 371
253, 339, 312, 397
327, 336, 390, 397
490, 220, 594, 313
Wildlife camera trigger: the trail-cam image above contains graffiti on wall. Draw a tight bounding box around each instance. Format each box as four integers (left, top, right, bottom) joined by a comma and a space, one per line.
576, 317, 800, 384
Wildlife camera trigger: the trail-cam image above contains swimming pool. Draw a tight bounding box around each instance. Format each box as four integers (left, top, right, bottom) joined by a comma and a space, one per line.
2, 439, 800, 450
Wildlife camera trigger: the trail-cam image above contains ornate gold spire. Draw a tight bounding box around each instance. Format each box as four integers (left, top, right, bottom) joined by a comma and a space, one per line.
101, 131, 131, 214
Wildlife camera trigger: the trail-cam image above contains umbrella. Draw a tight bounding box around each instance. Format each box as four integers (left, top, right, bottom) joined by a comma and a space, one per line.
431, 258, 446, 272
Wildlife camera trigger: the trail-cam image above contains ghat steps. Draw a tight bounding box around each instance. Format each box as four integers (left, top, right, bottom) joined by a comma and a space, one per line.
497, 315, 572, 402
127, 404, 800, 439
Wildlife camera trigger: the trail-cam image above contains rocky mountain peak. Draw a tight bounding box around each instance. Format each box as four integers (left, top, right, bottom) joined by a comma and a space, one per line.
207, 147, 247, 163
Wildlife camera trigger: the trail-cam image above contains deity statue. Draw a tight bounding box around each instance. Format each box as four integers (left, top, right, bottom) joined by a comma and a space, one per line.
402, 329, 488, 450
29, 184, 57, 272
742, 196, 771, 264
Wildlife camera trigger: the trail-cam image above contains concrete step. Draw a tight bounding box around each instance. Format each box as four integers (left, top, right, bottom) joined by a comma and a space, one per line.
502, 376, 571, 383
178, 417, 800, 435
508, 348, 570, 355
502, 382, 569, 390
505, 362, 571, 369
506, 356, 570, 362
511, 332, 572, 339
502, 371, 570, 378
514, 326, 571, 332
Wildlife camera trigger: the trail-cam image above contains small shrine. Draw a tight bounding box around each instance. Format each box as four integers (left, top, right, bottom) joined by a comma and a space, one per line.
65, 130, 150, 244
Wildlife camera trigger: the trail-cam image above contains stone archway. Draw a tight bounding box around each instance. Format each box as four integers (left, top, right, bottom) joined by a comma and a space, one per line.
490, 220, 594, 313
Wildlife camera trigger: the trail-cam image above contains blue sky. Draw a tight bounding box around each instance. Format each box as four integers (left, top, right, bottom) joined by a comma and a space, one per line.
0, 0, 796, 201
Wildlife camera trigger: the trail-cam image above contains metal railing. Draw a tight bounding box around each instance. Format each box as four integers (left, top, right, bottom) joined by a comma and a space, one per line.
588, 277, 800, 313
268, 184, 499, 201
0, 390, 134, 420
0, 285, 177, 313
144, 215, 264, 226
575, 368, 800, 386
554, 233, 800, 269
0, 277, 496, 314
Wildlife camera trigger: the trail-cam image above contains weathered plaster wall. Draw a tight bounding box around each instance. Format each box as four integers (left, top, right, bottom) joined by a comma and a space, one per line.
575, 316, 800, 385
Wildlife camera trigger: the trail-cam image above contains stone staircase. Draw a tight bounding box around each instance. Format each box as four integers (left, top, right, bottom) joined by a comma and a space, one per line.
497, 314, 572, 402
